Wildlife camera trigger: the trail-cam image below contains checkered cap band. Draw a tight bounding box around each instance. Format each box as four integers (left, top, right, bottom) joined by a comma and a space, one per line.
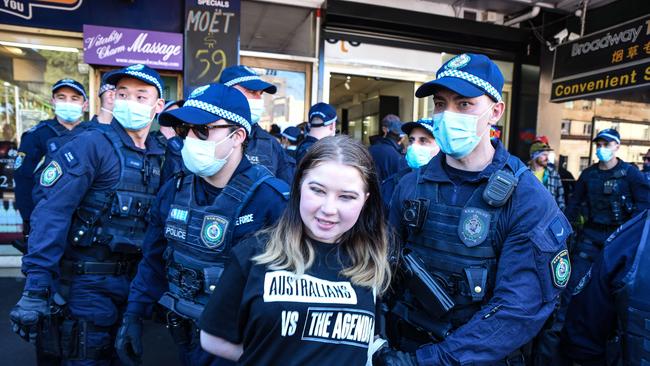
184, 99, 251, 134
99, 83, 115, 95
126, 70, 163, 97
223, 75, 262, 87
54, 82, 87, 100
309, 111, 336, 126
282, 132, 298, 142
436, 69, 502, 102
598, 132, 620, 143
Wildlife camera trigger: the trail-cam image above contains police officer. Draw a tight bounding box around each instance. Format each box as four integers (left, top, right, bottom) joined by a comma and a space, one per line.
219, 65, 294, 184
376, 53, 571, 366
10, 64, 166, 365
295, 102, 337, 164
642, 148, 650, 182
280, 125, 302, 159
565, 129, 649, 296
155, 100, 186, 184
380, 118, 438, 213
114, 83, 289, 366
90, 71, 116, 125
14, 79, 89, 236
561, 209, 650, 366
369, 114, 407, 183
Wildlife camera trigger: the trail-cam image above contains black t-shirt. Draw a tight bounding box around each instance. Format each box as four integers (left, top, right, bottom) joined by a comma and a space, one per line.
199, 234, 377, 366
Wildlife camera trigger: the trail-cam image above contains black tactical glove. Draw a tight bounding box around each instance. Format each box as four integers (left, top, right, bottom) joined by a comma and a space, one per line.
115, 314, 143, 366
9, 289, 51, 343
373, 346, 419, 366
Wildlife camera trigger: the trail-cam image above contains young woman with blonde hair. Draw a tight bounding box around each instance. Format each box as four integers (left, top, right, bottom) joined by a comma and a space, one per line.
199, 135, 391, 365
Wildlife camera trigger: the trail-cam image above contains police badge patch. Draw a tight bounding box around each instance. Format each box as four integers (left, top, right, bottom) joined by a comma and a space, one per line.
550, 249, 571, 288
445, 54, 471, 70
14, 152, 25, 170
458, 207, 491, 247
200, 215, 229, 249
40, 161, 63, 187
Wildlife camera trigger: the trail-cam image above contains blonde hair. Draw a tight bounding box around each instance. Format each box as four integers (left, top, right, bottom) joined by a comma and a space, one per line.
253, 135, 391, 294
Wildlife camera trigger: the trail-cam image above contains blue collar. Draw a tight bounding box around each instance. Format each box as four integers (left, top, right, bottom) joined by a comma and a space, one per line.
109, 119, 165, 155
422, 140, 510, 183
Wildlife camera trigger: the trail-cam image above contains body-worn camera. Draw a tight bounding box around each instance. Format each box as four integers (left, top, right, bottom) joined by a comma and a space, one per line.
403, 199, 429, 230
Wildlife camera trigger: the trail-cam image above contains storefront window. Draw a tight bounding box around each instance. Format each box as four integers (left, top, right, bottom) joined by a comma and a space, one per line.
0, 42, 88, 241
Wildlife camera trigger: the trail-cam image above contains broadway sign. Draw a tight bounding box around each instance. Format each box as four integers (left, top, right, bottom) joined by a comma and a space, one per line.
83, 24, 183, 71
551, 14, 650, 102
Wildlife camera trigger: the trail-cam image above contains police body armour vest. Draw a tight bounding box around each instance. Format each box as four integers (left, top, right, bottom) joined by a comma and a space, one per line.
246, 127, 274, 172
161, 164, 275, 320
615, 212, 650, 366
407, 156, 526, 328
583, 164, 633, 226
68, 128, 163, 253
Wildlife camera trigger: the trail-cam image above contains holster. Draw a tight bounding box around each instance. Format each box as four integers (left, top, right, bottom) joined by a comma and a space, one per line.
165, 311, 194, 346
402, 252, 455, 319
37, 310, 63, 357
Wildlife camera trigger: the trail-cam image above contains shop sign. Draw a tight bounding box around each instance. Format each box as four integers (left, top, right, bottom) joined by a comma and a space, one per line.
0, 0, 81, 20
551, 14, 650, 102
184, 0, 240, 95
83, 25, 183, 71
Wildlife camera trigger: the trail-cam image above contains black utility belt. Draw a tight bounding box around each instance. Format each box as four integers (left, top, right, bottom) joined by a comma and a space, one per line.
60, 259, 137, 276
585, 222, 620, 232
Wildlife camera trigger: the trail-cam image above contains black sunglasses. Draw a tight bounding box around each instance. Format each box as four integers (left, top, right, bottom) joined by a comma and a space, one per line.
174, 123, 237, 141
644, 157, 650, 162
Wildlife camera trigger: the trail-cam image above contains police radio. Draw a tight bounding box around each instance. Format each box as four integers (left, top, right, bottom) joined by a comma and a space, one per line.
403, 199, 429, 230
483, 170, 518, 207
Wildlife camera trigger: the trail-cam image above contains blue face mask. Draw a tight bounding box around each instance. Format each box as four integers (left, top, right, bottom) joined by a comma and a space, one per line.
247, 98, 264, 125
54, 102, 83, 123
432, 105, 493, 159
596, 146, 614, 162
405, 144, 434, 169
113, 100, 154, 131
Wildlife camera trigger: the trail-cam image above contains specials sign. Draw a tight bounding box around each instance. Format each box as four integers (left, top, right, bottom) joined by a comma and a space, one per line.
551, 14, 650, 102
83, 24, 183, 71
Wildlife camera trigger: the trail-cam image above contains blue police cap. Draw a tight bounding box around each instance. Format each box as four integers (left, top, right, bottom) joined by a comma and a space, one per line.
593, 128, 621, 144
281, 126, 302, 142
416, 53, 504, 103
219, 65, 277, 95
308, 103, 337, 127
98, 71, 116, 96
402, 118, 434, 137
52, 79, 87, 100
159, 83, 252, 136
106, 64, 164, 98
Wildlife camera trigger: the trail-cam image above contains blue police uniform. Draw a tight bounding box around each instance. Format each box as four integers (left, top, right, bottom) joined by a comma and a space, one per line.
369, 137, 407, 183
378, 54, 571, 366
561, 210, 650, 366
119, 83, 289, 366
565, 157, 649, 293
295, 134, 318, 164
387, 140, 570, 365
14, 119, 72, 225
246, 123, 295, 184
21, 120, 164, 363
11, 64, 167, 365
381, 167, 411, 214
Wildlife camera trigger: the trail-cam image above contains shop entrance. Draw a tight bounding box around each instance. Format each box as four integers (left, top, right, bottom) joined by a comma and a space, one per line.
329, 73, 414, 145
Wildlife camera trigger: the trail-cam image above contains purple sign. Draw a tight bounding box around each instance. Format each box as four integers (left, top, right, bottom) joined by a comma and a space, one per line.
83, 24, 183, 70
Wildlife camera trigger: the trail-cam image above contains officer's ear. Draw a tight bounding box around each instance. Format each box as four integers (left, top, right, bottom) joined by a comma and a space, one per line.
82, 100, 89, 113
152, 98, 165, 115
231, 127, 247, 148
488, 101, 505, 125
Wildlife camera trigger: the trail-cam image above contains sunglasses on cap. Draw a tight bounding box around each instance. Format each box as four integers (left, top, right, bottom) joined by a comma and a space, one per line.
644, 157, 650, 162
174, 123, 237, 141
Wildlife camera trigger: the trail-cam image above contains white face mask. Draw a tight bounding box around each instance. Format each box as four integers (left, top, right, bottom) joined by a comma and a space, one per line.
113, 99, 154, 131
54, 102, 83, 123
181, 131, 235, 177
247, 98, 264, 125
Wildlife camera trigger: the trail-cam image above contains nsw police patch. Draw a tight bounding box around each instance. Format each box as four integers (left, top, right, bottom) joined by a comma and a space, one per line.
14, 152, 25, 170
40, 161, 63, 187
458, 207, 491, 247
550, 249, 571, 288
445, 54, 471, 70
200, 215, 229, 249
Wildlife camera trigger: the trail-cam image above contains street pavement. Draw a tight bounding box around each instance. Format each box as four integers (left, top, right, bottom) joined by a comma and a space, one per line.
0, 276, 182, 365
